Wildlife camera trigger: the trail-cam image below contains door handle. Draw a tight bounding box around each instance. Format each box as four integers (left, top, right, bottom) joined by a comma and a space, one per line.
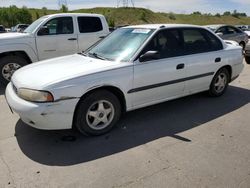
68, 38, 77, 41
215, 57, 221, 63
176, 63, 185, 70
99, 36, 106, 39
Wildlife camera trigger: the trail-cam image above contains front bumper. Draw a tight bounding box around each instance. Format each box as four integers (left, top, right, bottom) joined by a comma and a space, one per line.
5, 83, 79, 130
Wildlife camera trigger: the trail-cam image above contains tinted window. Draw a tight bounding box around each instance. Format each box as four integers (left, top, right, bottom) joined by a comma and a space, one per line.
78, 17, 103, 33
216, 27, 227, 34
142, 29, 183, 59
228, 26, 242, 34
202, 30, 223, 51
43, 17, 73, 35
182, 29, 222, 54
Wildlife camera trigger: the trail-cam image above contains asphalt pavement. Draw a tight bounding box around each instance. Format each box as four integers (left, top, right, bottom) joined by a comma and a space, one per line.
0, 63, 250, 188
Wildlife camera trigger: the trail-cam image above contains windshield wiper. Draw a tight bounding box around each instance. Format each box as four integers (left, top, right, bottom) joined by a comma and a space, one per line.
88, 52, 107, 60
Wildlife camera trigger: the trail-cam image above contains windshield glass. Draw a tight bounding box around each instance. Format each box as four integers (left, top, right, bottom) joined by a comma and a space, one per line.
87, 28, 155, 62
24, 16, 48, 33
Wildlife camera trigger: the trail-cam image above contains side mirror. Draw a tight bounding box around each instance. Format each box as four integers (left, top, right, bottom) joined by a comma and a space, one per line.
37, 26, 49, 36
216, 32, 223, 37
139, 51, 160, 62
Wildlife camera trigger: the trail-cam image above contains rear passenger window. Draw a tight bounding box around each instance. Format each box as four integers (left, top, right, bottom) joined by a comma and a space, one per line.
78, 17, 103, 33
182, 29, 222, 55
202, 30, 223, 51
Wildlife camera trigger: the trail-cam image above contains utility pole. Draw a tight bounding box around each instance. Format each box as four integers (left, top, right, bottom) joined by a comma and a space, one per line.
117, 0, 134, 8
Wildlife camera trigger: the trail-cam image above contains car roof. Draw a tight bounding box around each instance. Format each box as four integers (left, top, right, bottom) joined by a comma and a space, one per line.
45, 13, 105, 18
124, 24, 206, 30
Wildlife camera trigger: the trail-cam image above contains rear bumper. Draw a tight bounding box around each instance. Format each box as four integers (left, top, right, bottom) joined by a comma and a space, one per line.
5, 83, 79, 130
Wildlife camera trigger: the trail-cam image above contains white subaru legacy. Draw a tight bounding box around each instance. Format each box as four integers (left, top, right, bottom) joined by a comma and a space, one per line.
5, 24, 244, 136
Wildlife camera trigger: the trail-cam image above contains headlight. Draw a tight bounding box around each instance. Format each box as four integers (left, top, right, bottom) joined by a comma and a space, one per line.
18, 88, 54, 102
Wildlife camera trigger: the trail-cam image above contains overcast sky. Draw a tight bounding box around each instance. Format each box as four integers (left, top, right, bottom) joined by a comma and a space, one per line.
1, 0, 250, 15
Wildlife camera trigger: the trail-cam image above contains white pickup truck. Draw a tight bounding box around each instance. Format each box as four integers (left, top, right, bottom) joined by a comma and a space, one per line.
0, 13, 110, 85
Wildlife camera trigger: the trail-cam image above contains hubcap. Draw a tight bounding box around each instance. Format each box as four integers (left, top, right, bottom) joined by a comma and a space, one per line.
214, 72, 227, 93
2, 63, 22, 81
86, 100, 115, 130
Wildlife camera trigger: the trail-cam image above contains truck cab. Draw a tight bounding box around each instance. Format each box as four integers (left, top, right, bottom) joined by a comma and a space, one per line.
0, 13, 110, 85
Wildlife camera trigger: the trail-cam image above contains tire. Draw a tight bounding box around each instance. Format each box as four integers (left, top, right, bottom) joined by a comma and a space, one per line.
0, 55, 28, 86
239, 42, 245, 50
245, 56, 250, 64
74, 90, 121, 136
209, 68, 230, 97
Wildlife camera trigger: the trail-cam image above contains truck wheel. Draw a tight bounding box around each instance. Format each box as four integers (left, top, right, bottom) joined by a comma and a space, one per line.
209, 68, 229, 97
74, 90, 121, 136
245, 56, 250, 64
0, 56, 28, 86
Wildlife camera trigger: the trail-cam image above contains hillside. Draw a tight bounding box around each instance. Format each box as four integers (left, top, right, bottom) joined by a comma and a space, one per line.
27, 7, 250, 26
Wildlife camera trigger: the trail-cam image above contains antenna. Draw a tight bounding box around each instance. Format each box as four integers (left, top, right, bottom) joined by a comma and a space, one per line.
117, 0, 135, 8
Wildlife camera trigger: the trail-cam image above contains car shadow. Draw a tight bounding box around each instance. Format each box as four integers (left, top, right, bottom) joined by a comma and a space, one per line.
15, 86, 250, 166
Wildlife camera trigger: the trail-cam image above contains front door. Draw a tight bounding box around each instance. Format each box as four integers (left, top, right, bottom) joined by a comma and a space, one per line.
132, 29, 186, 108
36, 16, 78, 61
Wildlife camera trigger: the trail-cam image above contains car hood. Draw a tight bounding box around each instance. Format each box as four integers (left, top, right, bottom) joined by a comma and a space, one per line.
12, 54, 126, 89
0, 32, 32, 44
0, 32, 31, 39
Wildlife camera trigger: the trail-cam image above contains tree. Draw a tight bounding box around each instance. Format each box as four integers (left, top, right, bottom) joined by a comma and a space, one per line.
0, 6, 32, 27
61, 4, 68, 13
35, 11, 40, 20
42, 7, 47, 15
223, 11, 231, 16
215, 13, 221, 17
192, 11, 202, 15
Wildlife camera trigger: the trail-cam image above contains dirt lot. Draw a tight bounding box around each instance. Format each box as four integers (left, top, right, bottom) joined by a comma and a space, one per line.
0, 62, 250, 188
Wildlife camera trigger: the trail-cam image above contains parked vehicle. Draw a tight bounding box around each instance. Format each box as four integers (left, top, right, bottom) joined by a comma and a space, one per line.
206, 24, 248, 49
6, 24, 244, 136
244, 43, 250, 64
11, 24, 29, 32
5, 28, 11, 33
0, 13, 110, 85
0, 25, 6, 33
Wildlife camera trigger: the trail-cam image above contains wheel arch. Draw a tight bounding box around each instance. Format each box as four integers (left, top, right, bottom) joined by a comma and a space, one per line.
0, 51, 32, 64
218, 65, 232, 82
72, 85, 127, 128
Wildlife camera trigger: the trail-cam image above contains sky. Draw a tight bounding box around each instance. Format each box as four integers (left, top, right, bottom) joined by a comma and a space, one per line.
1, 0, 250, 15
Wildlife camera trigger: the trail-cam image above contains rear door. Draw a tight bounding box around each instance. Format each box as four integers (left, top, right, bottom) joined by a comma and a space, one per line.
182, 28, 224, 94
36, 16, 78, 60
76, 16, 108, 52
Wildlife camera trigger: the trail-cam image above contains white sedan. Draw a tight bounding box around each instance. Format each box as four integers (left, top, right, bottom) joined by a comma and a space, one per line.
5, 24, 244, 136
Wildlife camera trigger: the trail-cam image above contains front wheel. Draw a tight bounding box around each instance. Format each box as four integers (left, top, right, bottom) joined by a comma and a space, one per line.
209, 68, 230, 97
74, 90, 121, 136
0, 56, 28, 86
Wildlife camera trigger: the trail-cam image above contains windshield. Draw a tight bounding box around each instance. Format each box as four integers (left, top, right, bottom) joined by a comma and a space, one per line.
86, 28, 155, 62
24, 16, 48, 33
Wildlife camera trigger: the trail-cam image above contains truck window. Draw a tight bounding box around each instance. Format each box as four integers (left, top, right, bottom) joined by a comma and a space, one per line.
42, 17, 73, 35
77, 17, 103, 33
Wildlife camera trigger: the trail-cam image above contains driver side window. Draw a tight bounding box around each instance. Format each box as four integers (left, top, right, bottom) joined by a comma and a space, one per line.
39, 17, 73, 36
142, 29, 183, 60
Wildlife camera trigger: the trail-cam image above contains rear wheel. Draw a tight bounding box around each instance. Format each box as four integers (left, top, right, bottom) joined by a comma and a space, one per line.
0, 56, 28, 86
74, 90, 121, 136
209, 68, 230, 97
